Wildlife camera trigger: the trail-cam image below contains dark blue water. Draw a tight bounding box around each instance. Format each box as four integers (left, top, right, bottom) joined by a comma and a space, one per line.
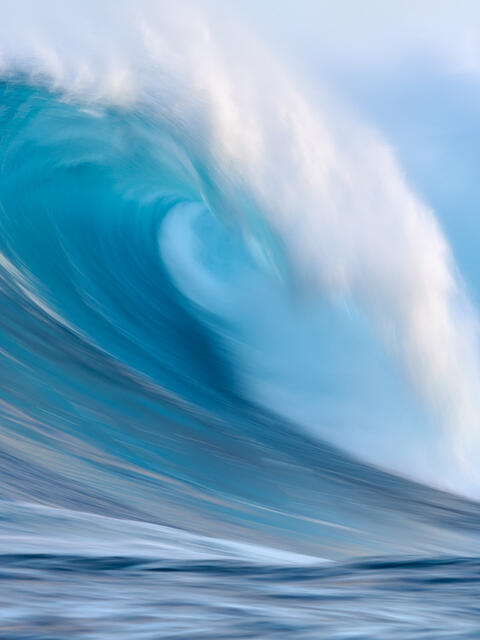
0, 498, 479, 638
2, 549, 480, 638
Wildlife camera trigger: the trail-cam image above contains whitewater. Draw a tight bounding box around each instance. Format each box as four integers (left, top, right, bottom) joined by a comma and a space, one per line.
0, 0, 480, 637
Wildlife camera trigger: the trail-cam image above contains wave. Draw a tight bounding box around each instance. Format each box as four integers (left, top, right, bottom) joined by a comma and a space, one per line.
0, 0, 479, 567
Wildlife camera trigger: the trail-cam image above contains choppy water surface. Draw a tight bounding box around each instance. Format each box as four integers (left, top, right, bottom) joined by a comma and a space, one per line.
0, 501, 479, 639
2, 551, 480, 638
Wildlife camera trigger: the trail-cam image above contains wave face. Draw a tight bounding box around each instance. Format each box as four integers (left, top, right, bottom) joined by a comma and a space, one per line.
1, 1, 480, 637
0, 77, 479, 556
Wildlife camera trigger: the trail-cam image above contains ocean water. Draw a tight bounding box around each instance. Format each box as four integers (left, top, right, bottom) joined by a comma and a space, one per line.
0, 504, 479, 639
0, 1, 480, 637
4, 553, 480, 639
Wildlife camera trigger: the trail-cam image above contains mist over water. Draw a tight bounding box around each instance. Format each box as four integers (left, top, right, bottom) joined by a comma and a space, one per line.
1, 1, 480, 637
